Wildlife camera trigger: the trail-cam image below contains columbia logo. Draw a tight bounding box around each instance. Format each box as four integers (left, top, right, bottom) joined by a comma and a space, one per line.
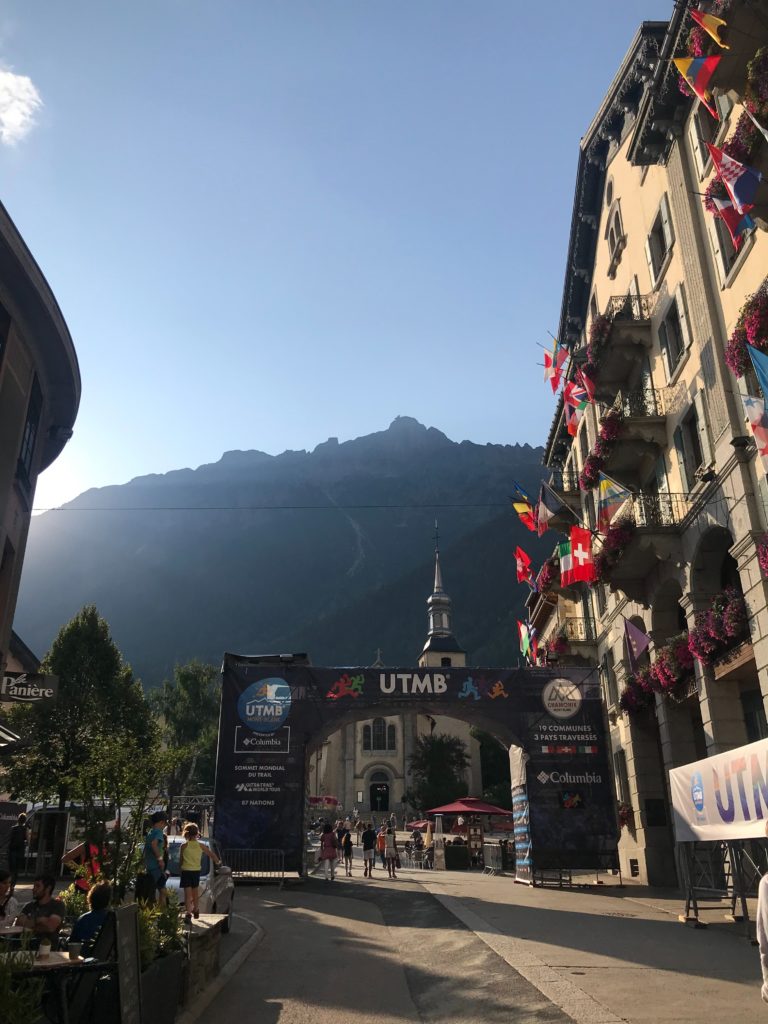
536, 771, 550, 785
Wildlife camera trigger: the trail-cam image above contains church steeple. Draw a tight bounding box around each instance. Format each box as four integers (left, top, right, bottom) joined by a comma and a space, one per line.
419, 524, 466, 668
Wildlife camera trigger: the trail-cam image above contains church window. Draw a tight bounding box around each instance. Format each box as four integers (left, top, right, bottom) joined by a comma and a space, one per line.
441, 657, 451, 667
387, 724, 396, 751
372, 718, 386, 751
362, 725, 371, 751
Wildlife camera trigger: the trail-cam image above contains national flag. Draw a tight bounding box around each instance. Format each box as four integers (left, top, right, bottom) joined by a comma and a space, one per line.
541, 744, 577, 754
624, 618, 651, 674
537, 481, 567, 536
578, 744, 599, 754
517, 621, 531, 659
563, 380, 589, 436
597, 473, 631, 534
690, 9, 730, 49
748, 344, 768, 402
530, 627, 539, 666
578, 366, 596, 403
745, 107, 768, 147
543, 339, 568, 393
569, 526, 597, 584
511, 480, 538, 532
740, 393, 768, 476
558, 539, 573, 586
515, 546, 533, 584
673, 56, 720, 119
711, 195, 755, 250
707, 144, 762, 215
512, 500, 537, 532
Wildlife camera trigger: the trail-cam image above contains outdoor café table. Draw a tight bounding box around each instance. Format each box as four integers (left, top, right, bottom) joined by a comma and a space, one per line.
1, 949, 113, 1024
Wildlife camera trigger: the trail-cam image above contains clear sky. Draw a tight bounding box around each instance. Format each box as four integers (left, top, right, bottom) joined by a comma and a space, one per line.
0, 1, 671, 510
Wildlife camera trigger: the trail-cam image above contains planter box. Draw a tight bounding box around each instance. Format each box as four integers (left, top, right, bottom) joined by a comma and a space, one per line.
141, 949, 185, 1022
713, 641, 755, 681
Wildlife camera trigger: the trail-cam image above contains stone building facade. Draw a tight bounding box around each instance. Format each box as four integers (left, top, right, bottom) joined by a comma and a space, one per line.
530, 4, 768, 884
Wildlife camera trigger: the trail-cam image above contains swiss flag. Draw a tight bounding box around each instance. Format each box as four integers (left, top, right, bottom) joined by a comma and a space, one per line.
569, 526, 597, 583
515, 546, 532, 584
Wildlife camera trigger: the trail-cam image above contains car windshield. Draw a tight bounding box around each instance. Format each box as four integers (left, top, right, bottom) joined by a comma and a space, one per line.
166, 840, 210, 878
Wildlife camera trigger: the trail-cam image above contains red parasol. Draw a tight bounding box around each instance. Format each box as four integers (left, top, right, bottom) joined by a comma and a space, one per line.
426, 797, 513, 816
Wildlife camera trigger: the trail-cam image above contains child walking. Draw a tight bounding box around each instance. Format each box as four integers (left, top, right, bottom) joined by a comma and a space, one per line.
179, 823, 220, 920
341, 828, 354, 876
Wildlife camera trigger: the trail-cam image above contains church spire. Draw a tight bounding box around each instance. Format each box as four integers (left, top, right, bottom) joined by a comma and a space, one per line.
418, 523, 466, 668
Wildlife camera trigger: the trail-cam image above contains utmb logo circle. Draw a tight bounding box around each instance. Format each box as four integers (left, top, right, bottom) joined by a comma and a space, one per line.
238, 678, 292, 733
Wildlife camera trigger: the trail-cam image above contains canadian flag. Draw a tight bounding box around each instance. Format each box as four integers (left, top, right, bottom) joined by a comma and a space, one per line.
569, 526, 597, 584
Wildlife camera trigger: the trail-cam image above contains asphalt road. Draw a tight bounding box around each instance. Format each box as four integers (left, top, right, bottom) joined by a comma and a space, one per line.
207, 871, 570, 1024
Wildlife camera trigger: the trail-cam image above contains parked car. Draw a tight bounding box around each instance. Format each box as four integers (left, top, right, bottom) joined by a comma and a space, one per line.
164, 836, 235, 932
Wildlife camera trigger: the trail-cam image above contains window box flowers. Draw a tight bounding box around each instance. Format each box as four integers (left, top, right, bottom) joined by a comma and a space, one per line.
578, 409, 624, 491
724, 280, 768, 377
688, 587, 749, 665
758, 534, 768, 577
648, 633, 694, 695
537, 557, 559, 594
545, 632, 569, 658
619, 667, 656, 715
594, 518, 637, 584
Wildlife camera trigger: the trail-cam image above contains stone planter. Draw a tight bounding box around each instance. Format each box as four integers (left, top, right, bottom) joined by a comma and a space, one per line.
180, 917, 224, 1007
141, 950, 185, 1022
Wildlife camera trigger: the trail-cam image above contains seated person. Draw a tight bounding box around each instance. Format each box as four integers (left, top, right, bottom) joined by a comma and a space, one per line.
70, 881, 111, 956
16, 873, 65, 946
0, 869, 19, 924
412, 830, 425, 851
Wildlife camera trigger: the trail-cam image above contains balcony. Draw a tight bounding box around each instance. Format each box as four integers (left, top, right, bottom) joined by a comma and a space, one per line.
563, 617, 597, 643
602, 492, 689, 604
546, 467, 582, 532
586, 294, 655, 401
599, 387, 670, 488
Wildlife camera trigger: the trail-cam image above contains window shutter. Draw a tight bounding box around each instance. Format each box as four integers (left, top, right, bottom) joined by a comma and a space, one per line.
706, 216, 726, 287
644, 237, 656, 288
660, 193, 674, 250
659, 318, 672, 380
674, 426, 691, 492
693, 390, 713, 466
676, 286, 692, 350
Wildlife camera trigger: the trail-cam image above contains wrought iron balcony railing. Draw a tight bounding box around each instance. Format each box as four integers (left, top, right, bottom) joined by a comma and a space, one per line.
604, 293, 655, 322
548, 467, 580, 493
563, 617, 597, 642
629, 492, 689, 527
611, 387, 667, 418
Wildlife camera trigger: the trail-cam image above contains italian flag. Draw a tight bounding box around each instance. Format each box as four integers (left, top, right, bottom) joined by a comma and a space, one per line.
558, 540, 573, 585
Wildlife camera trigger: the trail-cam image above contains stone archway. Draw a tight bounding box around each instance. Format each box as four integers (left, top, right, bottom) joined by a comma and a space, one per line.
213, 658, 617, 875
369, 771, 390, 813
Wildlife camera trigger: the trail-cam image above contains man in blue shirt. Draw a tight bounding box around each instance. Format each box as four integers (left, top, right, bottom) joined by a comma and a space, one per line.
143, 811, 168, 905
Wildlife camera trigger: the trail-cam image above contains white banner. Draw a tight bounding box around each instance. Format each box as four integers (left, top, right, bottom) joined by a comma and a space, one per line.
670, 737, 768, 842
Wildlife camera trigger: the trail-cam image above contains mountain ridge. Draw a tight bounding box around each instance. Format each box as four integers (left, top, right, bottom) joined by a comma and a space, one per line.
16, 418, 550, 684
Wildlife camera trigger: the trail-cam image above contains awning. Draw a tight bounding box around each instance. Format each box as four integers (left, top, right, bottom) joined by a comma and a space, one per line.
426, 797, 514, 816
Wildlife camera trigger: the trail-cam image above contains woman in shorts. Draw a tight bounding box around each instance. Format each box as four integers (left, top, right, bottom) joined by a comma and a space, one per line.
179, 823, 220, 920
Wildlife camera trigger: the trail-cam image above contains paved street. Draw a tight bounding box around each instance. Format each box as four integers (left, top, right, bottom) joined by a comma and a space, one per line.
202, 860, 768, 1024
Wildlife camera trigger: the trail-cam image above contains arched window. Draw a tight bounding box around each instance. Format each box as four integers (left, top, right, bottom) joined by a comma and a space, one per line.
372, 718, 386, 751
387, 724, 396, 751
362, 725, 371, 751
370, 771, 388, 783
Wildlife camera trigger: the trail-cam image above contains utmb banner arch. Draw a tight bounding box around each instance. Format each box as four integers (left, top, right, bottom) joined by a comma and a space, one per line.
213, 655, 618, 876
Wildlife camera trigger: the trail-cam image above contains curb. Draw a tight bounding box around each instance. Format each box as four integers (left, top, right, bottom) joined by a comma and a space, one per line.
176, 913, 265, 1024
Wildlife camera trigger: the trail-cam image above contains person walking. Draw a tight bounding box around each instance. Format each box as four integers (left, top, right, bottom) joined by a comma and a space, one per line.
143, 811, 169, 906
385, 827, 399, 879
341, 828, 354, 877
376, 824, 387, 868
361, 822, 377, 878
335, 821, 346, 865
318, 823, 339, 881
179, 823, 220, 921
7, 813, 29, 893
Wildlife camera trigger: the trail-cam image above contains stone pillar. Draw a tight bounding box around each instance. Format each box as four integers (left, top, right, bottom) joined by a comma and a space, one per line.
680, 593, 748, 754
343, 723, 356, 814
731, 530, 768, 713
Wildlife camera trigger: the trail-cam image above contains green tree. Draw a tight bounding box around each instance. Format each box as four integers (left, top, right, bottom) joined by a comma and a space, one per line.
404, 733, 470, 812
152, 660, 220, 805
1, 606, 156, 811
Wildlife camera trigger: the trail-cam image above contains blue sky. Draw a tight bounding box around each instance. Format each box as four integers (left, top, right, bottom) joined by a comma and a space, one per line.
0, 1, 671, 510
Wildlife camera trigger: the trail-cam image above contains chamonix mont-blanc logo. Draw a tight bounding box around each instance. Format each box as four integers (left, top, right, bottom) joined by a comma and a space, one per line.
238, 678, 292, 733
541, 678, 583, 720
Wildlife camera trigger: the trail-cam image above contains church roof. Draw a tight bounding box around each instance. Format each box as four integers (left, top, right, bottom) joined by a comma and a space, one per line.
420, 635, 465, 655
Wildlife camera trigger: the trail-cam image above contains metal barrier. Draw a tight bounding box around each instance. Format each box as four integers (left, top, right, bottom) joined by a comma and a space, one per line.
223, 848, 285, 884
482, 841, 512, 876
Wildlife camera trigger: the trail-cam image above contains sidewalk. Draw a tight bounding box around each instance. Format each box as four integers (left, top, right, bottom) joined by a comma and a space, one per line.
414, 868, 765, 1023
